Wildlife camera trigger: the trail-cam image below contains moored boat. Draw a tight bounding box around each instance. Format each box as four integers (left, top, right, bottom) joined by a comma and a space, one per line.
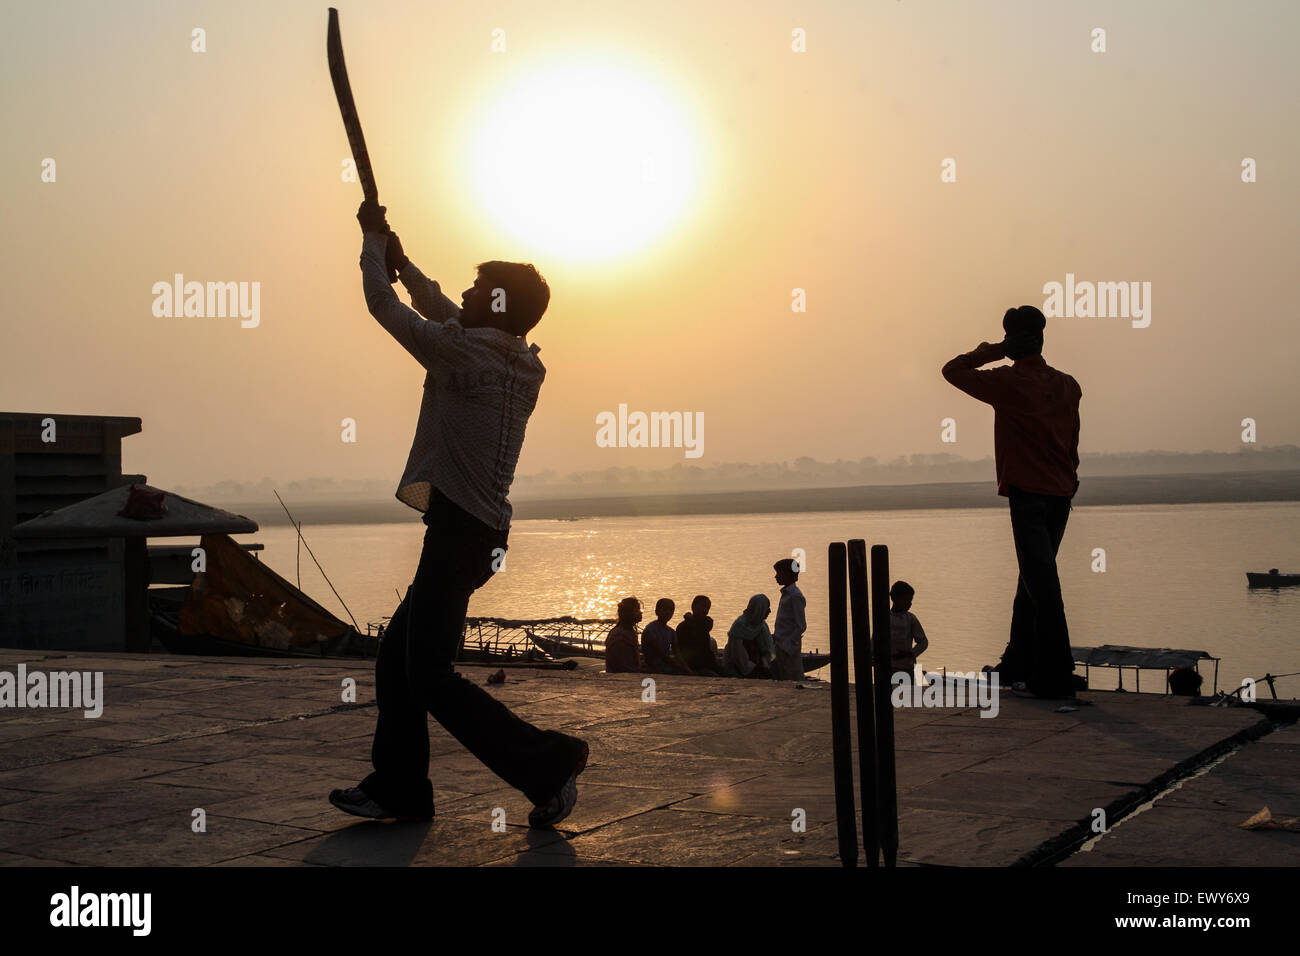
1246, 568, 1300, 588
152, 533, 378, 658
528, 632, 604, 659
528, 626, 831, 674
156, 535, 564, 665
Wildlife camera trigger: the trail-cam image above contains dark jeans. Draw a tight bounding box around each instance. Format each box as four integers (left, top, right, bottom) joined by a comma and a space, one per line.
997, 487, 1076, 694
359, 491, 585, 814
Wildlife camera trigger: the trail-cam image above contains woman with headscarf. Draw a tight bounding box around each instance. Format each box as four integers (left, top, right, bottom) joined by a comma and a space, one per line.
725, 594, 775, 679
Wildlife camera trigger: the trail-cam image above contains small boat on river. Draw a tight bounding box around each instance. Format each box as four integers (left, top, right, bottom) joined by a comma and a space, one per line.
1246, 568, 1300, 588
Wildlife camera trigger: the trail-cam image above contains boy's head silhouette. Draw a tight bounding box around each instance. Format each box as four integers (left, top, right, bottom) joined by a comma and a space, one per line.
773, 558, 799, 587
889, 580, 915, 612
690, 595, 711, 617
461, 261, 550, 336
654, 598, 675, 622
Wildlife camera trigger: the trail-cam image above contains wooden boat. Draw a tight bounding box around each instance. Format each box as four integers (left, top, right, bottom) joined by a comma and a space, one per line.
528, 627, 831, 673
153, 533, 379, 658
156, 535, 565, 665
1247, 569, 1300, 588
528, 632, 604, 660
802, 652, 831, 672
456, 643, 557, 666
152, 598, 376, 658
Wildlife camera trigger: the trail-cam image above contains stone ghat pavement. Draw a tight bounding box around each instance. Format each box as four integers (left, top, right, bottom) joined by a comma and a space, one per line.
0, 650, 1294, 867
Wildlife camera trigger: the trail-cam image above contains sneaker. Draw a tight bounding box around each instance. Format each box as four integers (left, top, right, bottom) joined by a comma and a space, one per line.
328, 786, 432, 822
528, 740, 589, 829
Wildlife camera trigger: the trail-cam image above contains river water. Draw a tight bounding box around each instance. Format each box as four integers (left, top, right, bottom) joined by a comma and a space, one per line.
235, 501, 1300, 695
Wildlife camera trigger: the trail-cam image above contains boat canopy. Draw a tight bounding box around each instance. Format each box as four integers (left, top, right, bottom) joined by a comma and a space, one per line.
12, 483, 257, 538
1071, 644, 1214, 669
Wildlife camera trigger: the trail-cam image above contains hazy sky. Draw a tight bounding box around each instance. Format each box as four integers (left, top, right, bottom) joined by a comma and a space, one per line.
2, 0, 1297, 489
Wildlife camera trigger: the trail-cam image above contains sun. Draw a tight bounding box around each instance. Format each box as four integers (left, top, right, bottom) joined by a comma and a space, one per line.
466, 54, 702, 264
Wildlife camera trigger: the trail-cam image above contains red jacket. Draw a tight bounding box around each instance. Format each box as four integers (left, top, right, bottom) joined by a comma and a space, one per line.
943, 348, 1081, 498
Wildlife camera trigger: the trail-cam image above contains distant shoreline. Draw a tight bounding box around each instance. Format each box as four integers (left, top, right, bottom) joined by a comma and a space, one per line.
218, 470, 1300, 527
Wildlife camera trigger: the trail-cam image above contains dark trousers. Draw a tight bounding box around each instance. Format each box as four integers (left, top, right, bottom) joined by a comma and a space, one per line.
997, 487, 1076, 694
359, 491, 584, 814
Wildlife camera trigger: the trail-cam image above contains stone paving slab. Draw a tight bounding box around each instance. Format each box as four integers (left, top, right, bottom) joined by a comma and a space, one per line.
0, 734, 122, 772
144, 753, 374, 793
24, 814, 322, 867
0, 649, 1288, 867
126, 731, 315, 763
1063, 806, 1300, 867
897, 807, 1066, 866
436, 782, 694, 831
204, 775, 439, 833
516, 807, 802, 867
673, 764, 841, 825
0, 781, 241, 832
0, 819, 82, 853
902, 770, 1135, 823
1063, 725, 1300, 867
261, 819, 566, 867
0, 850, 65, 866
0, 754, 202, 793
655, 727, 833, 763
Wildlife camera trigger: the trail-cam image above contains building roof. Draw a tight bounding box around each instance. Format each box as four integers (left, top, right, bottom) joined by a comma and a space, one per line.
11, 483, 258, 538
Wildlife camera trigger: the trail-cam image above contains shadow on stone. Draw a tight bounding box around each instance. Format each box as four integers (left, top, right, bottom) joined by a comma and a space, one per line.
304, 819, 433, 866
512, 826, 578, 866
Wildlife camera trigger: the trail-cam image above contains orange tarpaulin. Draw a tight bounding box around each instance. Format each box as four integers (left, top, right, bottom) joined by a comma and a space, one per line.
178, 533, 352, 651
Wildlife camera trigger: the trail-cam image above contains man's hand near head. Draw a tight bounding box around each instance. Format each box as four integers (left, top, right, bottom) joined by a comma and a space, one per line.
942, 339, 1010, 403
969, 341, 1007, 366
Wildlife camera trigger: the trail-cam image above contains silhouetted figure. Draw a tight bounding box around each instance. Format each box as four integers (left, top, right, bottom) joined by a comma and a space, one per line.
888, 581, 929, 681
943, 305, 1082, 700
772, 558, 807, 681
605, 596, 643, 673
641, 598, 686, 674
330, 200, 588, 829
675, 595, 723, 676
1167, 666, 1203, 696
725, 593, 775, 678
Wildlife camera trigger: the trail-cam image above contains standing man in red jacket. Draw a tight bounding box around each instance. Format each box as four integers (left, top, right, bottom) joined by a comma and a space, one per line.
942, 306, 1083, 699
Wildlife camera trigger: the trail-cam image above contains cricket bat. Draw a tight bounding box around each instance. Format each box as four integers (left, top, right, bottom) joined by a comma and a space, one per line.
327, 7, 396, 281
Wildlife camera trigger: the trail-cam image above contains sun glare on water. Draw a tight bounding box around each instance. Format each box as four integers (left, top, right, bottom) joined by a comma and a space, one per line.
467, 55, 703, 264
